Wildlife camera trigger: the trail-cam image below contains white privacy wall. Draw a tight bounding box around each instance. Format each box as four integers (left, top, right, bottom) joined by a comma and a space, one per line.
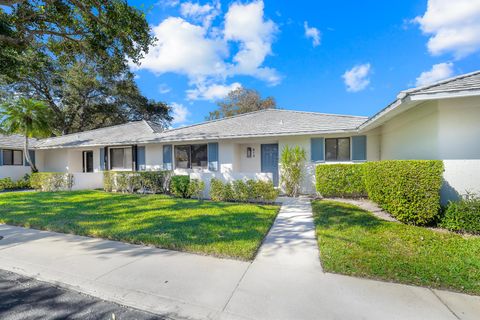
378, 97, 480, 202
0, 166, 31, 180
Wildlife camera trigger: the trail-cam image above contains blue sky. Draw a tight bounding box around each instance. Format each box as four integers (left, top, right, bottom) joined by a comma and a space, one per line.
130, 0, 480, 126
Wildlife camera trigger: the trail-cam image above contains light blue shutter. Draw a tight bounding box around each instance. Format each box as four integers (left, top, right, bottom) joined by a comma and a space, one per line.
100, 148, 105, 170
311, 138, 324, 162
137, 146, 146, 171
25, 150, 35, 166
208, 142, 219, 171
163, 145, 173, 170
352, 136, 367, 161
0, 148, 3, 166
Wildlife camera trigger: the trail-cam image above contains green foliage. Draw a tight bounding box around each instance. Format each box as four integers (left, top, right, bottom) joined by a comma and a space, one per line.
188, 179, 206, 200
0, 190, 279, 260
170, 175, 192, 198
312, 200, 480, 296
210, 178, 279, 203
441, 193, 480, 234
103, 171, 172, 194
280, 145, 306, 197
364, 160, 444, 225
1, 174, 32, 191
30, 172, 74, 191
0, 98, 56, 172
316, 164, 367, 198
207, 87, 276, 120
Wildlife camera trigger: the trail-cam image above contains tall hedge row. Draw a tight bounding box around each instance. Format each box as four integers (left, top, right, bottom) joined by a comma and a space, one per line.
315, 160, 444, 225
316, 164, 367, 198
363, 160, 444, 225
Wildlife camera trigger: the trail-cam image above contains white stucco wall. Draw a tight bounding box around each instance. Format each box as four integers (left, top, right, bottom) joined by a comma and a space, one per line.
377, 96, 480, 202
0, 166, 31, 180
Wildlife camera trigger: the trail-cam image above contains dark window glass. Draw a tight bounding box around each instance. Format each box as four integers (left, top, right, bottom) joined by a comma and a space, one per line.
175, 145, 190, 169
325, 138, 350, 162
191, 144, 208, 168
2, 149, 23, 166
174, 144, 208, 169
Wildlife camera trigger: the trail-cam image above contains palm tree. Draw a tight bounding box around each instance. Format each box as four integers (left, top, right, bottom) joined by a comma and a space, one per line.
0, 98, 55, 172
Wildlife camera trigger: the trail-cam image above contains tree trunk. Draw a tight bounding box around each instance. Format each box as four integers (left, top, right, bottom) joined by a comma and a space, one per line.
24, 135, 37, 173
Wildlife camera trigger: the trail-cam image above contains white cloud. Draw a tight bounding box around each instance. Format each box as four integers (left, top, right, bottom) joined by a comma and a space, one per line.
187, 82, 241, 100
171, 102, 190, 125
158, 83, 171, 94
134, 1, 280, 98
180, 1, 221, 28
414, 0, 480, 58
304, 21, 321, 47
157, 0, 180, 8
131, 17, 228, 83
415, 62, 454, 87
342, 63, 371, 92
224, 1, 281, 85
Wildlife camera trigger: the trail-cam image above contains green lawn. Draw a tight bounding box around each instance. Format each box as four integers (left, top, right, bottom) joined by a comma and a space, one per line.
312, 200, 480, 295
0, 190, 279, 260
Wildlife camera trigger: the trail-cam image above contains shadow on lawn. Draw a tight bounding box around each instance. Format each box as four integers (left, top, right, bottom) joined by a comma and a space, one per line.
0, 191, 278, 260
312, 201, 384, 230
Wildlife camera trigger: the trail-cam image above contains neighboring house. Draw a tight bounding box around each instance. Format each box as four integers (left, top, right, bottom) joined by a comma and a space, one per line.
1, 71, 480, 202
0, 134, 36, 180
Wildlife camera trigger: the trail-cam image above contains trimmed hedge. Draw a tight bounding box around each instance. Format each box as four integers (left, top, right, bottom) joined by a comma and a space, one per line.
0, 176, 31, 191
170, 175, 192, 198
363, 160, 444, 225
441, 193, 480, 234
104, 171, 171, 193
30, 172, 74, 191
316, 164, 367, 198
210, 178, 279, 203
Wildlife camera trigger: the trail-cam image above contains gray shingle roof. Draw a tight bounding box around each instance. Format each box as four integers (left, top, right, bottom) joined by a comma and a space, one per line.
35, 121, 156, 149
146, 109, 368, 143
0, 134, 37, 149
403, 70, 480, 95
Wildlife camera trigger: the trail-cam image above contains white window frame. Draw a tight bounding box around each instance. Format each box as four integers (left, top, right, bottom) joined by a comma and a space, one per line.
108, 146, 133, 171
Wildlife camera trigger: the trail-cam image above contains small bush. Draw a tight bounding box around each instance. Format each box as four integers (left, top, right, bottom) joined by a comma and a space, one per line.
364, 160, 444, 225
170, 175, 192, 198
441, 193, 480, 234
104, 171, 172, 193
280, 145, 307, 197
30, 172, 74, 191
209, 178, 278, 203
316, 164, 367, 198
0, 175, 31, 191
189, 179, 205, 200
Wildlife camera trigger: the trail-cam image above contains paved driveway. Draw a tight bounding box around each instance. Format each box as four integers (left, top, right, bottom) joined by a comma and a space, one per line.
0, 197, 479, 320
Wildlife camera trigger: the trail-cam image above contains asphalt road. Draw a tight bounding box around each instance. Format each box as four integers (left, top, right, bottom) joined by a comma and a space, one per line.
0, 269, 165, 320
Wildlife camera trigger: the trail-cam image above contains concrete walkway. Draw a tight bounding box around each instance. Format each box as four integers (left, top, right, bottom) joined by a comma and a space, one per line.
0, 197, 479, 320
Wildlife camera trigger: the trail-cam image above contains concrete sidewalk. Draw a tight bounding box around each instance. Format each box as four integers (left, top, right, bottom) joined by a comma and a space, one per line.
0, 197, 479, 320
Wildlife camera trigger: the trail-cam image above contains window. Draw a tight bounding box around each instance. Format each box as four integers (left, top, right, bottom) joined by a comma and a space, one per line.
109, 147, 132, 170
325, 138, 350, 162
2, 149, 23, 166
174, 144, 208, 169
83, 151, 94, 173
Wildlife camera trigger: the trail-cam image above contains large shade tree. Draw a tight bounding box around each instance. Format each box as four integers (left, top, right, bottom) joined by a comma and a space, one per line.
0, 98, 56, 172
207, 88, 276, 120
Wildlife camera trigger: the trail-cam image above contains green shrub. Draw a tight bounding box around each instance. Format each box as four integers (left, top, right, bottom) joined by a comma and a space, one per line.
170, 175, 192, 198
316, 164, 367, 198
210, 178, 278, 203
188, 179, 205, 200
232, 180, 250, 202
0, 175, 31, 191
30, 172, 74, 191
103, 171, 172, 193
280, 145, 307, 197
210, 178, 225, 201
441, 193, 480, 234
0, 178, 15, 191
364, 160, 444, 225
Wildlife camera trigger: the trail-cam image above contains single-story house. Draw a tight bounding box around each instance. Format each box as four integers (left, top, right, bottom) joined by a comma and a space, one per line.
1, 71, 480, 202
0, 134, 36, 181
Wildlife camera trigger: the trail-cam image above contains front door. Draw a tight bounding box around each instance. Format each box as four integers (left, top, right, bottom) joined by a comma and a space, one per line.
261, 144, 279, 186
83, 151, 94, 173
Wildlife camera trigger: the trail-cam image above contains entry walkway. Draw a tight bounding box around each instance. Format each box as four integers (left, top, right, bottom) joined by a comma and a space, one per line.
0, 198, 479, 320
